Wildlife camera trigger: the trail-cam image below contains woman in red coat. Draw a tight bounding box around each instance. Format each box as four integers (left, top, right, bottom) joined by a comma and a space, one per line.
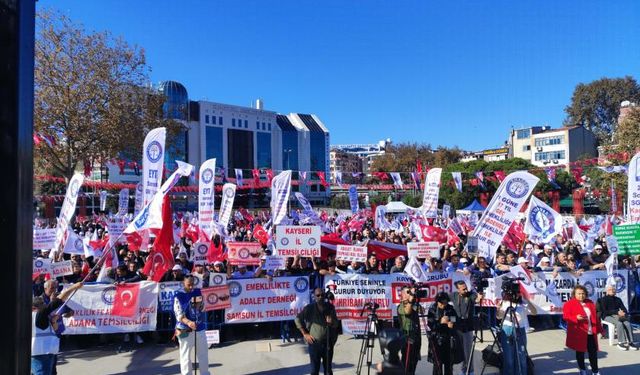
563, 285, 603, 375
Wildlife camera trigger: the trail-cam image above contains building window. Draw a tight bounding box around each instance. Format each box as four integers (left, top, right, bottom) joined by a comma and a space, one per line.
534, 135, 564, 147
534, 150, 566, 161
232, 118, 236, 127
244, 120, 248, 128
257, 132, 272, 168
212, 116, 216, 125
268, 123, 271, 131
219, 116, 223, 125
516, 129, 531, 139
205, 115, 210, 124
522, 145, 531, 151
256, 121, 260, 129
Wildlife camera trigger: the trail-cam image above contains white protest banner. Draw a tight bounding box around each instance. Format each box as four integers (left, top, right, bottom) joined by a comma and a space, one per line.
142, 127, 166, 207
471, 171, 539, 260
407, 242, 439, 259
218, 183, 236, 228
209, 273, 227, 286
198, 158, 217, 239
294, 192, 324, 227
63, 281, 157, 334
348, 185, 359, 213
524, 195, 563, 243
325, 274, 393, 320
264, 256, 285, 271
33, 228, 57, 250
507, 265, 537, 294
227, 242, 262, 266
275, 225, 321, 257
33, 258, 52, 278
202, 285, 232, 311
336, 245, 368, 263
99, 191, 108, 211
442, 204, 451, 220
271, 170, 292, 226
225, 276, 309, 323
206, 330, 220, 345
191, 272, 205, 289
51, 260, 73, 278
117, 188, 129, 216
52, 173, 84, 253
627, 151, 640, 223
134, 182, 143, 216
192, 242, 210, 265
422, 168, 442, 217
158, 281, 183, 313
606, 235, 619, 254
107, 222, 126, 246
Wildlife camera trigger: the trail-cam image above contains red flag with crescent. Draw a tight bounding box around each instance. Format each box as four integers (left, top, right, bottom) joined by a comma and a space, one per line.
143, 195, 175, 282
252, 224, 269, 246
112, 283, 140, 317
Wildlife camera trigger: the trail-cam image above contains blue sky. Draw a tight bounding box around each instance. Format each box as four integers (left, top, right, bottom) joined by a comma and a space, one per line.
42, 0, 640, 151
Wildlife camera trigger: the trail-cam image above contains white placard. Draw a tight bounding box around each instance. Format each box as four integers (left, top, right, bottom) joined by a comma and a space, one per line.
275, 225, 321, 257
33, 228, 57, 250
407, 242, 439, 259
335, 245, 367, 262
51, 260, 74, 278
206, 330, 220, 345
264, 256, 285, 271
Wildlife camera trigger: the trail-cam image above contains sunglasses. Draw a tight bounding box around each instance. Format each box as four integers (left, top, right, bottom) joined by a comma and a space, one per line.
314, 294, 323, 297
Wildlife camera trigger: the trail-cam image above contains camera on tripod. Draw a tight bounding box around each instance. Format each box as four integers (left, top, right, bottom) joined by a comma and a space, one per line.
471, 274, 489, 293
501, 277, 525, 301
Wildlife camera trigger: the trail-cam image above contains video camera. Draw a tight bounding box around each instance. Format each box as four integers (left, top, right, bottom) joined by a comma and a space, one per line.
501, 277, 525, 302
360, 301, 380, 317
471, 274, 490, 293
407, 282, 429, 299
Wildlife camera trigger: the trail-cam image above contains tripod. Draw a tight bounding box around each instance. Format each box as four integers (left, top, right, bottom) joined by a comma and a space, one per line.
356, 305, 382, 375
464, 309, 496, 375
479, 301, 525, 375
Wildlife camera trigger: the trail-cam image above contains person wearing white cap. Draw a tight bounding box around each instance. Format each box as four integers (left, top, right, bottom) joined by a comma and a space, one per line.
516, 257, 530, 270
534, 257, 554, 272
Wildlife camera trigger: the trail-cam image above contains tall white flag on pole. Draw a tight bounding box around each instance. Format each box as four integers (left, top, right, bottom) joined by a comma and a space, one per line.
218, 183, 236, 228
51, 173, 84, 256
198, 159, 217, 239
524, 195, 563, 243
142, 127, 166, 207
422, 168, 442, 217
271, 170, 292, 226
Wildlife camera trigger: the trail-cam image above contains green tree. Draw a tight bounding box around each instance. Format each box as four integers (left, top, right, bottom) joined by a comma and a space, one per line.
564, 76, 640, 145
612, 107, 640, 155
370, 142, 462, 173
34, 9, 182, 180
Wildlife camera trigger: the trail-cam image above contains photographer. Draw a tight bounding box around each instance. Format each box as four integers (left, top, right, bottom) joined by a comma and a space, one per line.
496, 279, 531, 375
295, 288, 340, 375
449, 280, 483, 375
398, 286, 422, 375
427, 292, 458, 375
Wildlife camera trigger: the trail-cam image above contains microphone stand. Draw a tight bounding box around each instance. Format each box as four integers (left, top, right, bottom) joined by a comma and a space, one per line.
192, 295, 200, 375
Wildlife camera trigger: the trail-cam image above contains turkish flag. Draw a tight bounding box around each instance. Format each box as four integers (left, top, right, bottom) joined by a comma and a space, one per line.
494, 170, 506, 183
420, 225, 447, 244
266, 169, 274, 184
317, 172, 329, 187
252, 169, 260, 187
253, 224, 270, 246
112, 283, 140, 317
142, 195, 175, 282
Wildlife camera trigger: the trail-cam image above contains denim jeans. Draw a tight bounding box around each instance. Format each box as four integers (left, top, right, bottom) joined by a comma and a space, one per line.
31, 354, 55, 375
499, 327, 527, 375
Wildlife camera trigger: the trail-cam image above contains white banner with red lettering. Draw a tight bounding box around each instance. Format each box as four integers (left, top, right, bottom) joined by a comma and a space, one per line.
335, 245, 367, 262
225, 277, 310, 323
275, 225, 321, 257
62, 281, 158, 334
33, 228, 57, 250
33, 258, 52, 278
198, 158, 217, 239
51, 260, 73, 278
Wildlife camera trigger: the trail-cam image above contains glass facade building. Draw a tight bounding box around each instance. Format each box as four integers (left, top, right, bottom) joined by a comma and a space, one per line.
256, 132, 272, 169
227, 129, 254, 172
205, 126, 223, 165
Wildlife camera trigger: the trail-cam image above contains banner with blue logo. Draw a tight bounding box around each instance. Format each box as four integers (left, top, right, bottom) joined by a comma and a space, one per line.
524, 195, 563, 243
142, 127, 166, 207
199, 158, 217, 239
224, 276, 309, 324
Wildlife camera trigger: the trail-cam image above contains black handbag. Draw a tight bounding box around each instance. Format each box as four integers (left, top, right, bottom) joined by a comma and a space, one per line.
450, 332, 465, 364
481, 345, 502, 368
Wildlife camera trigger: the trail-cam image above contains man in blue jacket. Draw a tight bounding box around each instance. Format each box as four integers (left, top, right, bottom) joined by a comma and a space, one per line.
174, 275, 210, 375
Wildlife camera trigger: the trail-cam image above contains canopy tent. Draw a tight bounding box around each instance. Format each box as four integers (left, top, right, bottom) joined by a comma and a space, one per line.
384, 201, 419, 213
456, 199, 486, 215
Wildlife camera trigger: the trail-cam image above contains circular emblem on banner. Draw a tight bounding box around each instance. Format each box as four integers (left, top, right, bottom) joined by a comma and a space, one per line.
228, 281, 242, 297
280, 238, 289, 246
506, 177, 529, 199
212, 274, 224, 285
294, 277, 309, 293
146, 141, 163, 163
239, 247, 250, 259
35, 260, 43, 268
70, 179, 80, 198
610, 273, 626, 293
605, 166, 614, 172
202, 168, 214, 184
529, 206, 554, 238
225, 188, 235, 198
74, 238, 84, 251
515, 271, 531, 286
197, 244, 208, 255
159, 283, 166, 290
583, 281, 595, 297
308, 238, 317, 246
298, 194, 309, 207
206, 293, 219, 305
410, 264, 422, 279
102, 286, 116, 305
137, 183, 143, 193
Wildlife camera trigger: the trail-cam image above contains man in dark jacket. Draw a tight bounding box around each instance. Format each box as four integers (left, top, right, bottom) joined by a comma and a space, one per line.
596, 284, 638, 350
427, 292, 459, 375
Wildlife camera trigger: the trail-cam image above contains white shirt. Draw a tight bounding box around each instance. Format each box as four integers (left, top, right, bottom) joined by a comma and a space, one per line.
580, 302, 593, 334
499, 302, 529, 330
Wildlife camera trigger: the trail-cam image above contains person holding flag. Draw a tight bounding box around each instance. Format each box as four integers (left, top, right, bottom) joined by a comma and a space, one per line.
173, 275, 209, 375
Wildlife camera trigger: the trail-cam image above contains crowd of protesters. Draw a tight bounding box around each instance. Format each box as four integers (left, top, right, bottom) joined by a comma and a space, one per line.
32, 207, 640, 351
